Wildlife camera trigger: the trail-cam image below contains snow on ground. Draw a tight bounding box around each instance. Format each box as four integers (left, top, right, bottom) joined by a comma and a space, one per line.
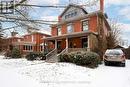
0, 67, 41, 87
0, 55, 130, 87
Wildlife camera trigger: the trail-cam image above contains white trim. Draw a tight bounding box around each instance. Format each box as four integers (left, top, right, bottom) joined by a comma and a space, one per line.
87, 35, 90, 51
81, 18, 90, 22
67, 23, 74, 33
55, 40, 57, 49
66, 38, 68, 49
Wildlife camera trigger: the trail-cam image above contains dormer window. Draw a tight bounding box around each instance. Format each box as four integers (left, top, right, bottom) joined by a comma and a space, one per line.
65, 11, 77, 19
67, 23, 73, 33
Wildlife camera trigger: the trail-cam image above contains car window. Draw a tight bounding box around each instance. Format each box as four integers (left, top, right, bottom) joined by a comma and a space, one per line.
105, 50, 123, 55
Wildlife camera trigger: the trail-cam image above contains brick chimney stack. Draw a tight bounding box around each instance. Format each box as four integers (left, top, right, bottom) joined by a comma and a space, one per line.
100, 0, 104, 13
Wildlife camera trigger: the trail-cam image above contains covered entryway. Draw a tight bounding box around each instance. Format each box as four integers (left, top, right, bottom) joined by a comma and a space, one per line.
44, 32, 98, 62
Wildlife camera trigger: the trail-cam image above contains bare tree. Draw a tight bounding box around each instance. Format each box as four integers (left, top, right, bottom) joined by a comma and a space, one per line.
107, 19, 122, 49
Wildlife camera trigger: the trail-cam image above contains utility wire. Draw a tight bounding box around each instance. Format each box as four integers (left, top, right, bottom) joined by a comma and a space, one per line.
19, 4, 66, 8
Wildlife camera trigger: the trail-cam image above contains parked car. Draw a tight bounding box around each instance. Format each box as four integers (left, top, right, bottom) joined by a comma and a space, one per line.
103, 49, 126, 67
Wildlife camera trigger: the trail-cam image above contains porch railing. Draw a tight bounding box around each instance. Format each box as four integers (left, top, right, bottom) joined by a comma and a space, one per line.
46, 49, 57, 60
57, 48, 68, 56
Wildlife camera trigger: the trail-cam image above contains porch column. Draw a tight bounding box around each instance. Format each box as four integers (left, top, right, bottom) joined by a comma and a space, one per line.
87, 35, 90, 51
43, 40, 45, 53
66, 38, 68, 49
55, 39, 57, 49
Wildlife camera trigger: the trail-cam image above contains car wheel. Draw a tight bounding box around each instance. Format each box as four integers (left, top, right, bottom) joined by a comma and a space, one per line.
121, 63, 125, 67
104, 61, 109, 66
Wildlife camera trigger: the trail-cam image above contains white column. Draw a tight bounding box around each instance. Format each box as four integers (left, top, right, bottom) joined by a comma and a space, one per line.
87, 35, 90, 51
55, 40, 57, 49
66, 38, 68, 49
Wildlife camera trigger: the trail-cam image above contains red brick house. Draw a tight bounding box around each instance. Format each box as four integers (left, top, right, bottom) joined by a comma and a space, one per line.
4, 36, 23, 51
5, 32, 50, 55
44, 0, 111, 60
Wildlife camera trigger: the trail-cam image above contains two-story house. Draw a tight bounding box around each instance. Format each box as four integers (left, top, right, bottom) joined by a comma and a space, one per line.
5, 32, 50, 55
21, 32, 50, 54
44, 0, 111, 60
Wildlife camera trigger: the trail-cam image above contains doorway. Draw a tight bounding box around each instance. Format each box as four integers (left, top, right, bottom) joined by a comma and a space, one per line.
82, 38, 88, 48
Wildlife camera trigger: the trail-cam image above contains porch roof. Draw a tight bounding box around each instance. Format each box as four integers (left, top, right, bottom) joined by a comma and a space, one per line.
44, 31, 98, 40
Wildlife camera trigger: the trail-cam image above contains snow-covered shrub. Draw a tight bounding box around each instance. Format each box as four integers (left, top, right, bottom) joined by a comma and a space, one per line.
58, 51, 101, 68
11, 48, 21, 58
59, 54, 73, 62
4, 50, 12, 58
26, 52, 39, 61
26, 52, 47, 61
38, 53, 46, 60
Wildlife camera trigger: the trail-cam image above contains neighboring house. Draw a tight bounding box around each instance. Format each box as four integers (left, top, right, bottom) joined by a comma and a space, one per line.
5, 32, 50, 55
44, 2, 111, 61
6, 36, 23, 51
21, 32, 50, 54
0, 38, 9, 52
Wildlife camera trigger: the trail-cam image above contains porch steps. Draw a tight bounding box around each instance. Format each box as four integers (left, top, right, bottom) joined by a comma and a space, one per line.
45, 54, 59, 63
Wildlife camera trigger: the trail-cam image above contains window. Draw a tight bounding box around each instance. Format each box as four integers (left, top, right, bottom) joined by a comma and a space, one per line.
40, 46, 43, 51
23, 45, 33, 51
82, 38, 88, 48
65, 11, 77, 19
57, 26, 61, 36
67, 24, 73, 33
82, 21, 89, 31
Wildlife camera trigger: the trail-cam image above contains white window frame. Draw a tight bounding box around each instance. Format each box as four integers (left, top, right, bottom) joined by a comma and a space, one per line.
67, 23, 73, 33
57, 26, 62, 36
23, 45, 33, 51
82, 20, 89, 31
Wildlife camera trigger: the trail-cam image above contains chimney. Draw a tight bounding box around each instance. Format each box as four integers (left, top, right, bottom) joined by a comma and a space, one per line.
100, 0, 104, 13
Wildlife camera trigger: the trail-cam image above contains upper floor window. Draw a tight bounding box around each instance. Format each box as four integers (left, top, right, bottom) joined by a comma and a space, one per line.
67, 23, 73, 33
57, 26, 61, 36
65, 11, 77, 19
82, 20, 89, 31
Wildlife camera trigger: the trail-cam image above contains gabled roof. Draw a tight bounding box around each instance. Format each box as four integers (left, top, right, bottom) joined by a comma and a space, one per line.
60, 4, 88, 17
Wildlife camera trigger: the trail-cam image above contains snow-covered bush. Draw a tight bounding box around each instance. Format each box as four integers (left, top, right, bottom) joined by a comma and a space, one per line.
4, 50, 12, 58
25, 52, 39, 61
25, 52, 46, 61
59, 53, 73, 63
58, 51, 101, 68
11, 48, 22, 58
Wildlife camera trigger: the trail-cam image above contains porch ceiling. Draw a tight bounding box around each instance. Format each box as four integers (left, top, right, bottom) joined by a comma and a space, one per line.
45, 31, 98, 41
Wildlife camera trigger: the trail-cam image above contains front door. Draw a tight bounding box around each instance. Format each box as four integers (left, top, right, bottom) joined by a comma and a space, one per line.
57, 41, 62, 53
82, 38, 88, 48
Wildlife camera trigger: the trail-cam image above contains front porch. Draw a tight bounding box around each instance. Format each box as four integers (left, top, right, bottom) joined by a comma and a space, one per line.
44, 32, 98, 62
44, 32, 94, 54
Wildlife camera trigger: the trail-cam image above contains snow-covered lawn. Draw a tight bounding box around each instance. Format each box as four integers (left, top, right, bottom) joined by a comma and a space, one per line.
0, 55, 130, 87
